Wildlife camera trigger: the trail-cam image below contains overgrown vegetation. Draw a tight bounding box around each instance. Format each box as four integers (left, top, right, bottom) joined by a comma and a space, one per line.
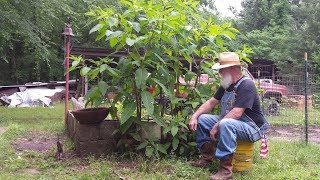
69, 0, 253, 158
1, 103, 320, 179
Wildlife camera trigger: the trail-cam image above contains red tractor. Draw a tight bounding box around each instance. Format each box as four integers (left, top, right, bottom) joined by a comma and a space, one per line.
243, 68, 288, 116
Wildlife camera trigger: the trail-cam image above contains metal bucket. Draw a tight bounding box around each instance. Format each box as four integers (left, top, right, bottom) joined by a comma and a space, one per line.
232, 141, 254, 172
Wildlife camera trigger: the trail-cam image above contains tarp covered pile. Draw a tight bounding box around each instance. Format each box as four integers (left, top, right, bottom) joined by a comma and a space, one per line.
0, 87, 65, 107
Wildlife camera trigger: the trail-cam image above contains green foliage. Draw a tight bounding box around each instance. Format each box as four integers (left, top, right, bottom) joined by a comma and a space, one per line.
238, 0, 293, 31
79, 0, 248, 157
0, 0, 120, 85
234, 0, 320, 74
69, 55, 118, 109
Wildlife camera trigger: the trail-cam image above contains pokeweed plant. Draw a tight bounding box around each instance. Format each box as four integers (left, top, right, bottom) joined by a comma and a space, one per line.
81, 0, 251, 157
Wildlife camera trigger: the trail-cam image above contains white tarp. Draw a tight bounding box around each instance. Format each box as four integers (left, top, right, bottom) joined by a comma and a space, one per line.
2, 86, 65, 107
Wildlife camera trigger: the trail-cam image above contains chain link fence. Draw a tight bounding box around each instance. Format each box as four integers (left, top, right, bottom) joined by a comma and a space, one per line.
248, 64, 320, 143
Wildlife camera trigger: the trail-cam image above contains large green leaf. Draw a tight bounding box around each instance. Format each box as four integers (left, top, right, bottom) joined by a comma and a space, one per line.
136, 142, 148, 150
125, 36, 146, 46
135, 68, 148, 89
208, 25, 222, 36
154, 53, 166, 64
145, 146, 154, 157
120, 116, 135, 133
130, 21, 141, 32
152, 78, 173, 99
223, 30, 236, 40
90, 68, 100, 79
171, 126, 179, 137
106, 65, 119, 76
80, 67, 91, 76
109, 17, 118, 27
71, 60, 80, 67
126, 38, 135, 46
85, 86, 100, 107
120, 101, 136, 125
172, 137, 179, 150
188, 142, 197, 146
85, 86, 99, 100
180, 133, 187, 141
106, 30, 123, 41
150, 114, 166, 127
109, 38, 119, 48
129, 52, 141, 61
141, 90, 154, 115
89, 24, 103, 34
99, 64, 108, 73
130, 132, 141, 141
156, 144, 168, 154
98, 81, 108, 96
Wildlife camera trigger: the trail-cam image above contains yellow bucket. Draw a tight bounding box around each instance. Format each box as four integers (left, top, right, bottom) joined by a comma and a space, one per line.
232, 141, 254, 172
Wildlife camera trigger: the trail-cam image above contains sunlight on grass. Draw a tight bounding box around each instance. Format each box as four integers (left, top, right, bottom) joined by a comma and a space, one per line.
0, 102, 66, 133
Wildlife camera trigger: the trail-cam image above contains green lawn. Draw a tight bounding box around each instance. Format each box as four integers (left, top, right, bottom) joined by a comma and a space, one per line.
0, 103, 320, 179
267, 107, 320, 125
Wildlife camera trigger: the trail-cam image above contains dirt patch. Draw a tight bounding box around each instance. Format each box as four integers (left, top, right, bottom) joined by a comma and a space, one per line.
267, 125, 320, 144
12, 132, 59, 152
116, 161, 138, 169
17, 168, 40, 175
0, 127, 6, 136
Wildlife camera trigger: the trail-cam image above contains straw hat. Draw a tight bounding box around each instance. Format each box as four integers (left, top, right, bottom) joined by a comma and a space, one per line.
212, 52, 242, 70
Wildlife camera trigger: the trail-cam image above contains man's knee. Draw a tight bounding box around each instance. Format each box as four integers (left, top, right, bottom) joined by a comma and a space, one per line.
198, 114, 206, 121
219, 118, 236, 129
197, 114, 210, 127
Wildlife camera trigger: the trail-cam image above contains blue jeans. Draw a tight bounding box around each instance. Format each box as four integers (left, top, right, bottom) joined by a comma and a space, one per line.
196, 114, 265, 160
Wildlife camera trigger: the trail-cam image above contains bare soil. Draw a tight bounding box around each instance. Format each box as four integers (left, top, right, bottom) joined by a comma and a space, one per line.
17, 168, 41, 175
0, 127, 6, 136
12, 132, 59, 152
8, 125, 320, 154
267, 125, 320, 143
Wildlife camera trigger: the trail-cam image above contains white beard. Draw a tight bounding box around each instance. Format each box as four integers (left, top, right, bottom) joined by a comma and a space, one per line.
220, 73, 233, 89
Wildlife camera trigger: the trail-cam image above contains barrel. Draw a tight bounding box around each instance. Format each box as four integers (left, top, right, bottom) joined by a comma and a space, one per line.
232, 141, 254, 172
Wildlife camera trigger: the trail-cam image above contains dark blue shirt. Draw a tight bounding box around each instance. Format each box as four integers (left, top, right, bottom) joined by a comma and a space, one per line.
214, 77, 266, 127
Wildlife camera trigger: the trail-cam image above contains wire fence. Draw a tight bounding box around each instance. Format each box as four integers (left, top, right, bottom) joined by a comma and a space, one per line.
248, 63, 320, 143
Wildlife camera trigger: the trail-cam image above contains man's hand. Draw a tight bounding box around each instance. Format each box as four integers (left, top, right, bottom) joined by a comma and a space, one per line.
210, 122, 219, 141
189, 116, 198, 131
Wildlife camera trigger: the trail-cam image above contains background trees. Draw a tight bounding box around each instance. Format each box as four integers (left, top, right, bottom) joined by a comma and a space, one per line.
233, 0, 320, 74
0, 0, 119, 85
1, 0, 320, 85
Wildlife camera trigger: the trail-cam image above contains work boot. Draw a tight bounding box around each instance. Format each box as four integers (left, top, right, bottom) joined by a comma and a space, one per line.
210, 154, 234, 180
191, 141, 215, 168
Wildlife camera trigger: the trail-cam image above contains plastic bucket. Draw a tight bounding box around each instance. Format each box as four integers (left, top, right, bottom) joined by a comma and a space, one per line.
232, 141, 254, 172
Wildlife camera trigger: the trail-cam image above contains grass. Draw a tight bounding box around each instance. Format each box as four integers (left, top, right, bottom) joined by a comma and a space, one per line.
267, 107, 320, 125
1, 103, 320, 179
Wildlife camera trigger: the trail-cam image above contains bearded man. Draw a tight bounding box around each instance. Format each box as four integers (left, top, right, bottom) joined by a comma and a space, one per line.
189, 52, 269, 180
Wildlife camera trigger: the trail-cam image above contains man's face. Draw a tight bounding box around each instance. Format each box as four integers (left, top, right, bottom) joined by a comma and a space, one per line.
219, 67, 233, 89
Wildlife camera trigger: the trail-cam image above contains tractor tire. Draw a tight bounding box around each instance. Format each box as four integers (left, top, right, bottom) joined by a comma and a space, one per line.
264, 99, 280, 116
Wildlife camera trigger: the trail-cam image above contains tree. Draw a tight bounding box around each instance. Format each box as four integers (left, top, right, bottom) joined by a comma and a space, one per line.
0, 0, 120, 85
70, 0, 248, 157
233, 0, 320, 74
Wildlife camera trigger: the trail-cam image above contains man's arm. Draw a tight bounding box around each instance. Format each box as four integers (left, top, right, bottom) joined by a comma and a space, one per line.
189, 97, 220, 131
223, 107, 245, 119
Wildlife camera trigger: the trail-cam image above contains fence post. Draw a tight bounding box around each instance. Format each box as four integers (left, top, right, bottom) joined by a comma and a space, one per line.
304, 52, 308, 144
63, 23, 74, 128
